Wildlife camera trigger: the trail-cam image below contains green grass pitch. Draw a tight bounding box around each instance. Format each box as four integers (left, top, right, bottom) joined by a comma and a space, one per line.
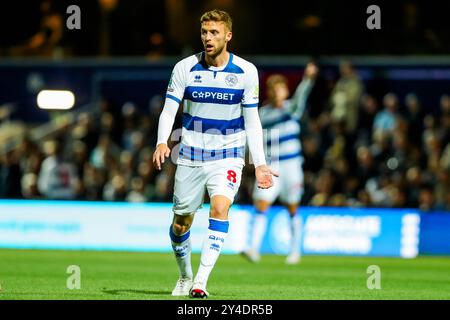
0, 249, 449, 300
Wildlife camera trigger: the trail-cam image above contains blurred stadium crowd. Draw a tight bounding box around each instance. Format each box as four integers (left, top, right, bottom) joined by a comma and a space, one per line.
0, 0, 449, 212
1, 61, 449, 211
1, 0, 450, 57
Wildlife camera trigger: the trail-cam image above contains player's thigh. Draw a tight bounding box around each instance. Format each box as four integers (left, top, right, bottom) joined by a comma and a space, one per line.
279, 159, 304, 204
173, 165, 206, 215
205, 159, 244, 204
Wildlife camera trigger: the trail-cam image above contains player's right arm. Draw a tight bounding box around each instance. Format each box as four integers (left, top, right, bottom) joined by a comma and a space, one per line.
289, 62, 318, 120
242, 63, 278, 189
153, 61, 186, 170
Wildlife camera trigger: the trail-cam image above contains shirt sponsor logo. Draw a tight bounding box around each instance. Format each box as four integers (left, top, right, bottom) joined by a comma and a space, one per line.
191, 91, 235, 101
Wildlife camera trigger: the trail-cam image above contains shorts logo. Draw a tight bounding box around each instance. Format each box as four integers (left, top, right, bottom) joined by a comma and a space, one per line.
226, 169, 237, 190
227, 170, 237, 183
225, 74, 238, 87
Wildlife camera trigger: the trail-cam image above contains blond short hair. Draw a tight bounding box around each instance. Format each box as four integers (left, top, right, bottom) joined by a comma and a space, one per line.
266, 74, 288, 90
200, 9, 232, 32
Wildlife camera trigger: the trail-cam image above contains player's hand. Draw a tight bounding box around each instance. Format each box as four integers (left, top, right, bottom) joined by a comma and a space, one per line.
152, 143, 171, 170
255, 164, 279, 189
304, 62, 318, 79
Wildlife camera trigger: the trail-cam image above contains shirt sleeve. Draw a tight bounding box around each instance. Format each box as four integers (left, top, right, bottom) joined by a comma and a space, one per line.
243, 107, 266, 168
165, 61, 186, 105
289, 78, 314, 120
241, 63, 259, 108
156, 62, 186, 146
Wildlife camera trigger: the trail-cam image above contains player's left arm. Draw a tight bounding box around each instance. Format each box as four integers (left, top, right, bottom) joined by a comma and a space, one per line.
289, 62, 318, 120
242, 64, 278, 189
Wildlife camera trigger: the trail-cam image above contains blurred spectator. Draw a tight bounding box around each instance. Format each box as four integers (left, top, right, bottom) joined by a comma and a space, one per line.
37, 139, 79, 200
83, 164, 106, 201
439, 94, 450, 145
405, 166, 423, 208
441, 143, 450, 171
21, 173, 40, 199
309, 168, 336, 206
9, 0, 63, 57
126, 177, 147, 203
365, 174, 392, 207
422, 115, 439, 147
391, 132, 410, 171
71, 140, 89, 179
90, 134, 120, 170
329, 60, 364, 134
103, 172, 127, 201
423, 132, 442, 174
435, 169, 450, 210
356, 146, 378, 188
302, 135, 323, 174
71, 112, 100, 154
149, 163, 176, 202
0, 150, 23, 198
404, 93, 424, 147
354, 190, 373, 208
328, 193, 347, 207
418, 184, 437, 212
357, 94, 379, 145
373, 93, 400, 136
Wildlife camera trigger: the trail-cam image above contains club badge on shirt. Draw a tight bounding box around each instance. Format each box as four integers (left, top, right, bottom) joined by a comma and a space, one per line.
225, 74, 238, 87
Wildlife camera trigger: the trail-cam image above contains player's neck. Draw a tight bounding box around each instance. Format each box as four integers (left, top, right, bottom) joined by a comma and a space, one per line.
271, 100, 284, 108
204, 51, 230, 68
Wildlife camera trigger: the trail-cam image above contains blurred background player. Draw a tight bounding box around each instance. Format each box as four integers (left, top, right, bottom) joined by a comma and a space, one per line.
37, 139, 79, 200
152, 9, 277, 299
242, 62, 318, 265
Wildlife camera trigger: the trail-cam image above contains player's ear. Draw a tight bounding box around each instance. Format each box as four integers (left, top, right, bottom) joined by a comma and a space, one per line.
226, 31, 232, 42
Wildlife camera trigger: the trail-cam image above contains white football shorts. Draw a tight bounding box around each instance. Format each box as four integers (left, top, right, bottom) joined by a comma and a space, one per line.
172, 159, 244, 215
252, 156, 304, 205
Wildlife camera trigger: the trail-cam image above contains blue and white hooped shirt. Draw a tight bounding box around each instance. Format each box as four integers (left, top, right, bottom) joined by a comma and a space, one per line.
259, 78, 314, 164
164, 52, 259, 166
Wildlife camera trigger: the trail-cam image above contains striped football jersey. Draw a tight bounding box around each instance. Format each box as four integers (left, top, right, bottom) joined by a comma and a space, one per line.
164, 52, 259, 166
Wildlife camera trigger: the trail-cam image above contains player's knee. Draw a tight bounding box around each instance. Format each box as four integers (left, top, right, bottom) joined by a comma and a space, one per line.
255, 200, 270, 213
210, 204, 229, 220
286, 203, 299, 217
172, 218, 192, 235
